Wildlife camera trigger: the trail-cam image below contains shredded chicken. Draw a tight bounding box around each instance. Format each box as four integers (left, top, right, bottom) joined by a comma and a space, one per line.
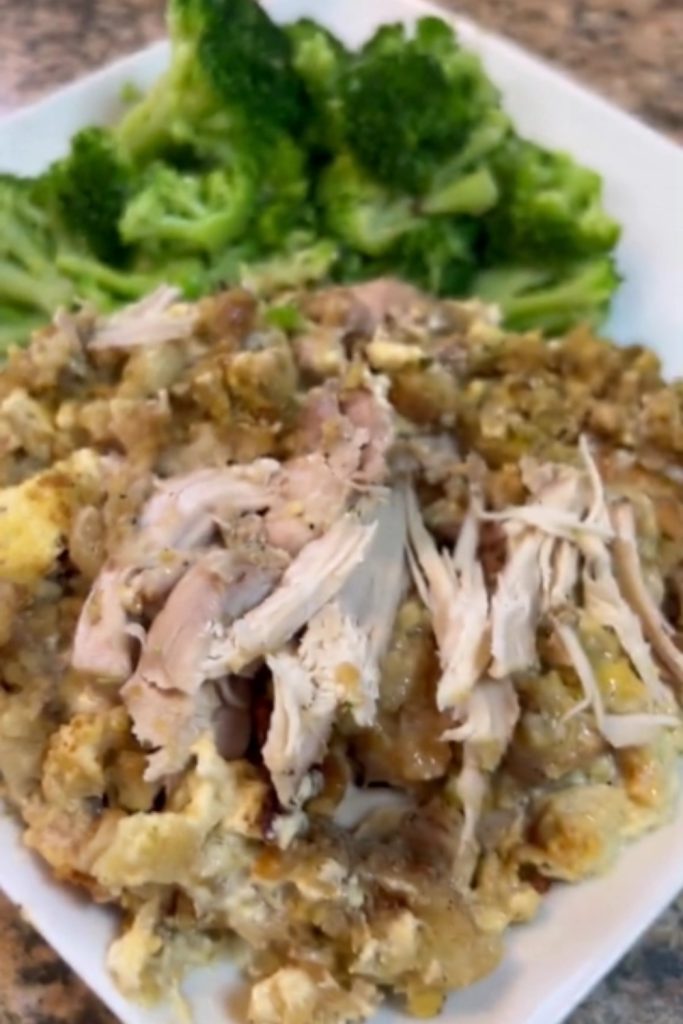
204, 505, 381, 677
581, 535, 675, 709
612, 501, 683, 691
553, 619, 678, 748
263, 490, 407, 804
89, 286, 199, 350
444, 679, 520, 853
123, 551, 281, 779
406, 485, 489, 709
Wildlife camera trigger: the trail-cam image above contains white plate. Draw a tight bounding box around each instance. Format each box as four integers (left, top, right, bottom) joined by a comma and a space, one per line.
1, 3, 683, 1024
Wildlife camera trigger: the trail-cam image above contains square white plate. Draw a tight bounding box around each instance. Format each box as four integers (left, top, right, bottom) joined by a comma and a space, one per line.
1, 3, 683, 1024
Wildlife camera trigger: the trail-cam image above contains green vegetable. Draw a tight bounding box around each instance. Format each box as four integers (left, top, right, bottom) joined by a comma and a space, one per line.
287, 19, 350, 151
392, 218, 478, 296
120, 162, 255, 255
116, 0, 305, 164
0, 176, 73, 319
46, 127, 132, 263
264, 302, 307, 333
473, 257, 620, 333
483, 138, 621, 262
250, 134, 311, 249
342, 18, 499, 193
319, 153, 419, 257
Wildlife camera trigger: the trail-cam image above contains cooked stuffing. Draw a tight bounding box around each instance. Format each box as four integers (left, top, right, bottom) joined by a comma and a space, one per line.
1, 280, 683, 1024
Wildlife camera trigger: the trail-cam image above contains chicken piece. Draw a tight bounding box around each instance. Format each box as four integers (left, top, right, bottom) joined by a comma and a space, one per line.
342, 374, 395, 484
444, 678, 520, 853
338, 487, 408, 674
406, 485, 489, 709
124, 681, 220, 780
443, 678, 520, 768
345, 278, 423, 333
295, 376, 395, 483
73, 462, 280, 676
126, 550, 280, 696
128, 461, 279, 557
489, 458, 606, 542
264, 453, 350, 556
490, 460, 595, 678
123, 551, 282, 779
581, 534, 675, 709
541, 537, 579, 611
553, 619, 678, 748
612, 500, 683, 692
264, 648, 337, 806
490, 531, 543, 677
71, 567, 134, 681
89, 286, 199, 350
204, 508, 379, 677
265, 377, 393, 555
263, 489, 408, 803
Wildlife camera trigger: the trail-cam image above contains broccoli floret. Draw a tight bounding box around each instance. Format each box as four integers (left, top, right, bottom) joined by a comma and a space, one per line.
483, 138, 621, 262
413, 17, 498, 112
318, 153, 420, 256
472, 257, 620, 333
391, 218, 478, 296
239, 233, 338, 295
287, 19, 350, 151
249, 134, 311, 249
116, 0, 305, 164
120, 162, 256, 255
343, 18, 500, 192
342, 49, 463, 193
46, 127, 132, 263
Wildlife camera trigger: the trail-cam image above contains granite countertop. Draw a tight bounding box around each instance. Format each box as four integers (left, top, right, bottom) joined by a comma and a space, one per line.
0, 2, 682, 1023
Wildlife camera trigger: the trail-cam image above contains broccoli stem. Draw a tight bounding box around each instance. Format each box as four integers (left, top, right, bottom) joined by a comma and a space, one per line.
422, 166, 499, 216
55, 253, 157, 301
473, 259, 619, 333
0, 259, 72, 314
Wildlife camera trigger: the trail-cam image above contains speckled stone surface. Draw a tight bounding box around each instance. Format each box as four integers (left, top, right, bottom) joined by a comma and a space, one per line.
1, 2, 682, 1023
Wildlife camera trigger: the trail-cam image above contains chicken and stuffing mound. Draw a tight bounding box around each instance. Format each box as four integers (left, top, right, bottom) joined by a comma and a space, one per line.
2, 279, 683, 1024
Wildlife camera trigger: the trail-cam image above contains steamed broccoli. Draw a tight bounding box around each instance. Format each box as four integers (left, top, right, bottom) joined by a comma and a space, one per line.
472, 257, 620, 333
318, 153, 420, 256
0, 176, 74, 320
391, 218, 478, 296
46, 127, 132, 263
342, 18, 500, 193
249, 134, 311, 249
120, 162, 256, 255
287, 19, 350, 151
116, 0, 305, 164
483, 139, 621, 262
